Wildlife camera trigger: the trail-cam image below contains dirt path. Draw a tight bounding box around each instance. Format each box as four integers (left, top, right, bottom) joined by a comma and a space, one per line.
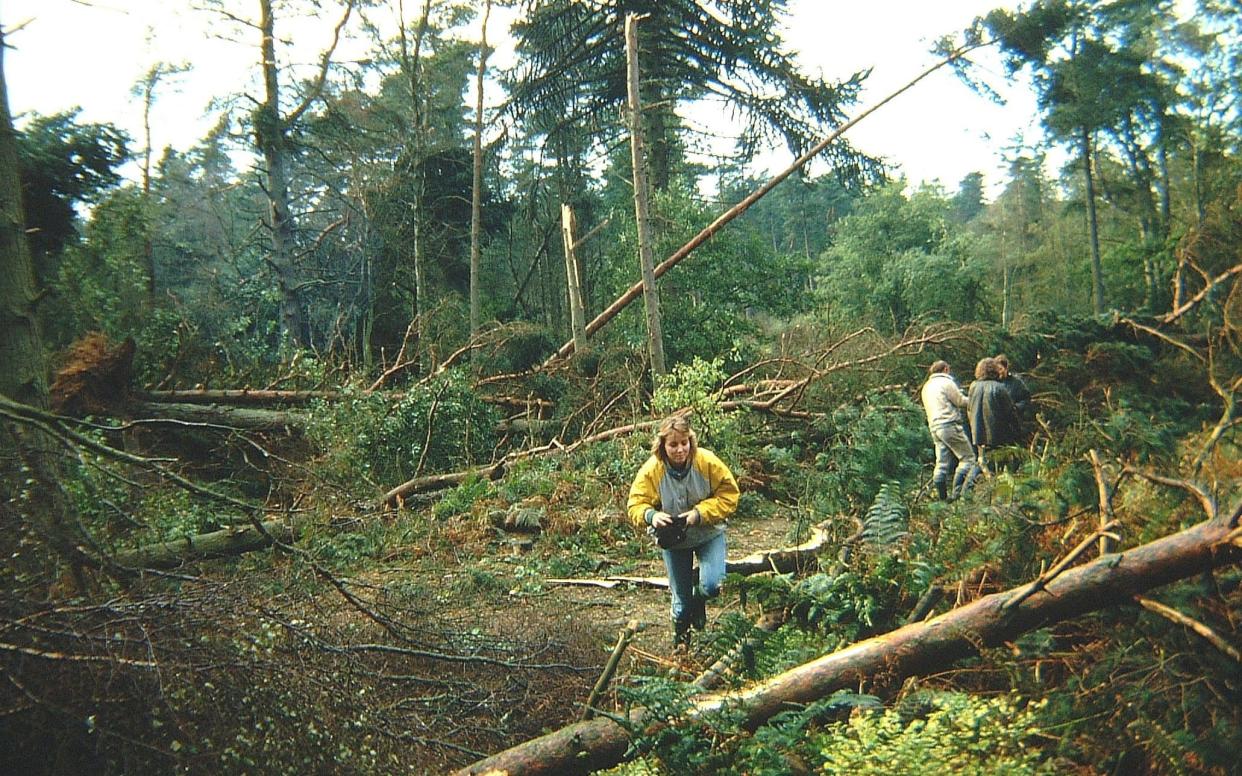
547, 511, 804, 668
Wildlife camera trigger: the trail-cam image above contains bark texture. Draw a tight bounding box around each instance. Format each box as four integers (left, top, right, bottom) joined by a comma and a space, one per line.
112, 518, 298, 570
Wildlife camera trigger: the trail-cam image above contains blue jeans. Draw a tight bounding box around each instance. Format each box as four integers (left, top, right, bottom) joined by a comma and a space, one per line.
931, 423, 979, 498
662, 531, 727, 621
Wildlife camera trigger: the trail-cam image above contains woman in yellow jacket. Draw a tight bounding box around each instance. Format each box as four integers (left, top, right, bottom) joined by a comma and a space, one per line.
628, 415, 739, 648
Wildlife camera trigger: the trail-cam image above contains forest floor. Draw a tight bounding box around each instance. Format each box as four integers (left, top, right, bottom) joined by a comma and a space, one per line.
458, 507, 805, 682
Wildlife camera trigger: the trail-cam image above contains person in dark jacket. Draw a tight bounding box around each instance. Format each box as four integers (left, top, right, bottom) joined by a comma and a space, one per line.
968, 357, 1019, 472
995, 354, 1032, 417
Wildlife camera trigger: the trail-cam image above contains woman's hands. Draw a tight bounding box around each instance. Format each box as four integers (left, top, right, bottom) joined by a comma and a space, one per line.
650, 511, 674, 528
651, 509, 699, 528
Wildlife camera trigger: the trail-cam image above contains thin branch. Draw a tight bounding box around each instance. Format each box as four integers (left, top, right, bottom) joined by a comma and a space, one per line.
285, 0, 355, 126
1160, 262, 1242, 325
1117, 316, 1205, 362
1135, 596, 1241, 663
1002, 520, 1121, 611
0, 640, 156, 668
1121, 466, 1217, 521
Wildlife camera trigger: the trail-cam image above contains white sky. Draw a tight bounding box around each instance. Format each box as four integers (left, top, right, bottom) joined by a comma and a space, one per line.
3, 0, 1041, 198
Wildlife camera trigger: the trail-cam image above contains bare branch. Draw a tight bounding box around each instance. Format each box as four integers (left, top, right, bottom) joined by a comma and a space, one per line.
1135, 596, 1241, 663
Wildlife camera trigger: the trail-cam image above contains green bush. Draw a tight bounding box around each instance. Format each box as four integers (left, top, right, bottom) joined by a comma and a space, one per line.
815, 692, 1060, 775
652, 356, 743, 460
810, 393, 927, 514
306, 370, 500, 490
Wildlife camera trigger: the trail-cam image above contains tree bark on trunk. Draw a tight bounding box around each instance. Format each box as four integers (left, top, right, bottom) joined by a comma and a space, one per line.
624, 14, 667, 378
455, 514, 1241, 776
129, 401, 305, 432
560, 204, 588, 355
1082, 126, 1105, 314
255, 0, 354, 351
469, 0, 491, 342
257, 0, 305, 349
141, 389, 342, 406
112, 518, 298, 570
0, 30, 93, 578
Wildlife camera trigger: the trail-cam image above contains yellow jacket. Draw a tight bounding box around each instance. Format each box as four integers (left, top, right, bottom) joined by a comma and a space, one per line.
626, 448, 740, 530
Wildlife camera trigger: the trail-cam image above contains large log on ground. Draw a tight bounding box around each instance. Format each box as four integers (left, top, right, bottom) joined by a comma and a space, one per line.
130, 401, 305, 432
454, 516, 1241, 776
112, 518, 298, 569
141, 389, 341, 406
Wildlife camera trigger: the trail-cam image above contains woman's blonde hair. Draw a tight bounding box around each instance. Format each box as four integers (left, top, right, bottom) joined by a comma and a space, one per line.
651, 414, 698, 465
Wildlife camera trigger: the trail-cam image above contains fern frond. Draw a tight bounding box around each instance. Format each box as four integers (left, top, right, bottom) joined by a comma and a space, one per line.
1127, 714, 1193, 776
861, 481, 908, 550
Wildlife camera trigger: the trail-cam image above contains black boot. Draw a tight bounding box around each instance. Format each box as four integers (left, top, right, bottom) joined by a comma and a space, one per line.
673, 617, 692, 649
934, 479, 948, 501
689, 592, 707, 631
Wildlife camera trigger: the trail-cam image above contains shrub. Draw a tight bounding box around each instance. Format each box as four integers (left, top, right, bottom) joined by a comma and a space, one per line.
306, 370, 500, 490
815, 692, 1059, 775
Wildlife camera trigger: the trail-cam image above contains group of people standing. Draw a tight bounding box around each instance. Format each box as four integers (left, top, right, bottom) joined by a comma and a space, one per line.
920, 354, 1032, 501
626, 356, 1032, 649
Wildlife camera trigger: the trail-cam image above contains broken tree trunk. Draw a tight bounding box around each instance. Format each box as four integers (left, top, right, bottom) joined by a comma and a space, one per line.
140, 389, 341, 406
561, 204, 588, 355
724, 521, 832, 575
454, 513, 1241, 776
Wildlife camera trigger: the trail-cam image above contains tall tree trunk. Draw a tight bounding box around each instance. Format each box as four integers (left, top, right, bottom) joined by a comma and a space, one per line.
399, 0, 433, 375
624, 14, 666, 377
0, 25, 92, 580
1001, 263, 1014, 330
1082, 126, 1105, 314
0, 39, 47, 412
138, 66, 159, 299
258, 0, 306, 350
469, 0, 491, 342
252, 0, 353, 352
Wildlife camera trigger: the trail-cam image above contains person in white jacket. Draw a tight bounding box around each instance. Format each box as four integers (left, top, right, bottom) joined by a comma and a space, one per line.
920, 360, 978, 500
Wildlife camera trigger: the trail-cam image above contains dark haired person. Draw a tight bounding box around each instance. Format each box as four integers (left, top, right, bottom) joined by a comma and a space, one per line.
920, 360, 978, 500
627, 415, 739, 649
994, 354, 1032, 417
968, 357, 1020, 473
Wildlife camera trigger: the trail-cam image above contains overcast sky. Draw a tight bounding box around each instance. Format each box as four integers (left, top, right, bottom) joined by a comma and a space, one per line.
3, 0, 1041, 197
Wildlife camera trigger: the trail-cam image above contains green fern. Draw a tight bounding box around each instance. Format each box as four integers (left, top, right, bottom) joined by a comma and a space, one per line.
860, 481, 908, 550
1127, 714, 1194, 776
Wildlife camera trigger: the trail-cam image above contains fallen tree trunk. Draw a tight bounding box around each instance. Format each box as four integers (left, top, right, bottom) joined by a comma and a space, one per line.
140, 389, 341, 406
725, 522, 831, 575
112, 517, 298, 569
454, 513, 1241, 776
130, 401, 305, 432
142, 389, 553, 415
541, 44, 984, 368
